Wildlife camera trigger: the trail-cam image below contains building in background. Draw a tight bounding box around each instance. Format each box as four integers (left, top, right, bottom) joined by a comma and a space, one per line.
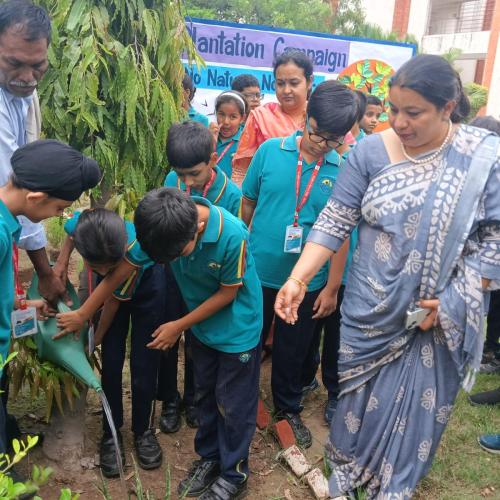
359, 0, 499, 116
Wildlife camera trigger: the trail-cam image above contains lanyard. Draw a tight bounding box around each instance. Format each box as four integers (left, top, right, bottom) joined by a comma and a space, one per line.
186, 167, 216, 198
12, 244, 26, 309
216, 140, 234, 165
293, 152, 322, 227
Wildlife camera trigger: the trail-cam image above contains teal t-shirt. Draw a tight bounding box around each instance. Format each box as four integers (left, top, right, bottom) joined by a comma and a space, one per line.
216, 127, 242, 178
0, 200, 21, 365
164, 165, 242, 218
170, 197, 262, 353
242, 131, 340, 291
188, 106, 209, 127
64, 211, 154, 300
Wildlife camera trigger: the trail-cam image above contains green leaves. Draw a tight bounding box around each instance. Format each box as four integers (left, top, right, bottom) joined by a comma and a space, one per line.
36, 0, 198, 206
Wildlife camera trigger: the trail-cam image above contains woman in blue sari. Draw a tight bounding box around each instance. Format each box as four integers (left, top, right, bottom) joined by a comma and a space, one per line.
274, 55, 500, 498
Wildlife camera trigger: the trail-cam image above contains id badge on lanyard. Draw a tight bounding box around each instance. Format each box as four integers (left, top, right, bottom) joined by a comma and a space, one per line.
283, 150, 322, 254
11, 244, 38, 338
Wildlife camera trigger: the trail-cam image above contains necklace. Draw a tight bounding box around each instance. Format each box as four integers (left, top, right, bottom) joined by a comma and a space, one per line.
401, 120, 454, 165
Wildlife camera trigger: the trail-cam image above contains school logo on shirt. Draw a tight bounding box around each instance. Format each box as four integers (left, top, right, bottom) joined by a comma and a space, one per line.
239, 352, 251, 363
319, 176, 334, 194
208, 261, 221, 271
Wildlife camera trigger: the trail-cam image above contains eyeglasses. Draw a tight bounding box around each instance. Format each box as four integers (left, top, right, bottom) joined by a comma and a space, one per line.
242, 92, 263, 101
306, 116, 344, 149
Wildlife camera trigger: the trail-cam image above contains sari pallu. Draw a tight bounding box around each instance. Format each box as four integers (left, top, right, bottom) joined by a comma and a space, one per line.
307, 125, 500, 499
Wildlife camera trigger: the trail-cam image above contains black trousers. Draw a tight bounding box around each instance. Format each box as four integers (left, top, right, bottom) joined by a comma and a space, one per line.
101, 264, 165, 436
156, 264, 195, 405
192, 335, 260, 484
261, 286, 321, 414
486, 290, 500, 351
302, 285, 344, 398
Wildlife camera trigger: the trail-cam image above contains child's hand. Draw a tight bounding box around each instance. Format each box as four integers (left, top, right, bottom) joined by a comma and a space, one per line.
147, 322, 183, 350
208, 122, 220, 145
26, 299, 57, 321
53, 310, 86, 339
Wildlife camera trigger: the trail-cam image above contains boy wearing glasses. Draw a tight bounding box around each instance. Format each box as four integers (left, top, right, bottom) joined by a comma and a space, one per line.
241, 81, 357, 447
231, 74, 263, 113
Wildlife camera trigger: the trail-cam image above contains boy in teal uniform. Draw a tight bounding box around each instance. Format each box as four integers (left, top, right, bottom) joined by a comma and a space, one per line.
0, 139, 100, 465
159, 121, 242, 434
183, 73, 210, 127
241, 81, 357, 447
55, 208, 165, 477
135, 189, 262, 500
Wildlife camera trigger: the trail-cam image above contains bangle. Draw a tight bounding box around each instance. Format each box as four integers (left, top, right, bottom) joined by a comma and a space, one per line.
287, 276, 308, 291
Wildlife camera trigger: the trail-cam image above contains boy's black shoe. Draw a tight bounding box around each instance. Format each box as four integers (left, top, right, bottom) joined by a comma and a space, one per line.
178, 459, 220, 497
469, 387, 500, 406
281, 412, 312, 449
134, 429, 162, 470
99, 432, 125, 478
185, 404, 199, 428
198, 476, 247, 500
159, 398, 182, 434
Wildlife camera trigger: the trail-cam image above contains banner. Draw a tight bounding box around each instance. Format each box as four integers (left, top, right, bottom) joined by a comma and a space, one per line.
184, 18, 416, 119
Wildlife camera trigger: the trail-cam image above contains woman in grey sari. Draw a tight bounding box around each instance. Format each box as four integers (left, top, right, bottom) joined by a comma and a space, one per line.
274, 55, 500, 499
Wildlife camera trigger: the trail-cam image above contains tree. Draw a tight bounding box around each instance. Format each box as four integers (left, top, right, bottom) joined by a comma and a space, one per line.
330, 0, 366, 35
184, 0, 333, 33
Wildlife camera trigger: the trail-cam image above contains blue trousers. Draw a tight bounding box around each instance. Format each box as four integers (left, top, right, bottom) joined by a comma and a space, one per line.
101, 264, 165, 436
191, 335, 260, 484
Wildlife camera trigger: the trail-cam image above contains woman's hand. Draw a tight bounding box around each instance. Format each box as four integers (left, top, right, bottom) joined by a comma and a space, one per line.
54, 309, 87, 339
312, 286, 338, 319
147, 321, 183, 350
274, 279, 306, 324
417, 299, 440, 331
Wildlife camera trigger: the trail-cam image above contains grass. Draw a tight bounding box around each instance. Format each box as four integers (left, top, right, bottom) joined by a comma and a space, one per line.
415, 373, 500, 499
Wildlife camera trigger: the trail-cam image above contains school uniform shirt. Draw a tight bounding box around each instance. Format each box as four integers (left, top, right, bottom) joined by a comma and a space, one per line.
0, 199, 21, 364
188, 106, 209, 127
216, 127, 242, 178
170, 197, 262, 353
164, 165, 242, 218
242, 131, 340, 292
64, 212, 154, 300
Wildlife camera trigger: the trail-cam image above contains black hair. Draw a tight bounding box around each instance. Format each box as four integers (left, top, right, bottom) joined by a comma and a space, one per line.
0, 0, 51, 42
469, 116, 500, 136
307, 81, 357, 136
354, 90, 367, 123
166, 121, 213, 169
215, 90, 248, 116
273, 49, 314, 81
134, 188, 199, 263
231, 74, 260, 92
390, 54, 470, 123
366, 94, 383, 107
182, 72, 195, 102
72, 209, 127, 265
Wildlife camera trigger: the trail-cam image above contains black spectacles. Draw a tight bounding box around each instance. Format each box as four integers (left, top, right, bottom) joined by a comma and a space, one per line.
242, 92, 263, 101
306, 116, 344, 149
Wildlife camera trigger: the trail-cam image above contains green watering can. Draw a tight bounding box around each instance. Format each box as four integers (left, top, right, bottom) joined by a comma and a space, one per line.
27, 274, 102, 391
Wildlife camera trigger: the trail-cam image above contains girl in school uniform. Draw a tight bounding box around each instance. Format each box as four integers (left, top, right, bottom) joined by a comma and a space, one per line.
209, 91, 248, 178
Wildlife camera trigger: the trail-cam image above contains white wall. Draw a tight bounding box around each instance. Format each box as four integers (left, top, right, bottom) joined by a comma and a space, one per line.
455, 59, 478, 83
360, 0, 395, 33
407, 0, 432, 41
422, 30, 490, 56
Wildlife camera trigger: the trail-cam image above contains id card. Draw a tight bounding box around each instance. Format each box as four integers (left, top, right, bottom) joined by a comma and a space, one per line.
11, 307, 38, 338
88, 324, 95, 355
284, 225, 303, 254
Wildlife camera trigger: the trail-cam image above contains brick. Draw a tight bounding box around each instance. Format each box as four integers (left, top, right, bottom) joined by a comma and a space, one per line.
256, 399, 271, 430
281, 444, 311, 477
305, 468, 329, 500
273, 419, 296, 449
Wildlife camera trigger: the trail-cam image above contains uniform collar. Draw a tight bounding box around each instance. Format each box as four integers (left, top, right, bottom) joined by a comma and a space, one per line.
177, 166, 228, 203
0, 199, 22, 241
218, 125, 242, 145
280, 131, 340, 166
191, 196, 224, 244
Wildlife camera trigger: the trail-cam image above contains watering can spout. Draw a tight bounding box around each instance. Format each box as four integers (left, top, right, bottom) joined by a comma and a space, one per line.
28, 274, 101, 391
